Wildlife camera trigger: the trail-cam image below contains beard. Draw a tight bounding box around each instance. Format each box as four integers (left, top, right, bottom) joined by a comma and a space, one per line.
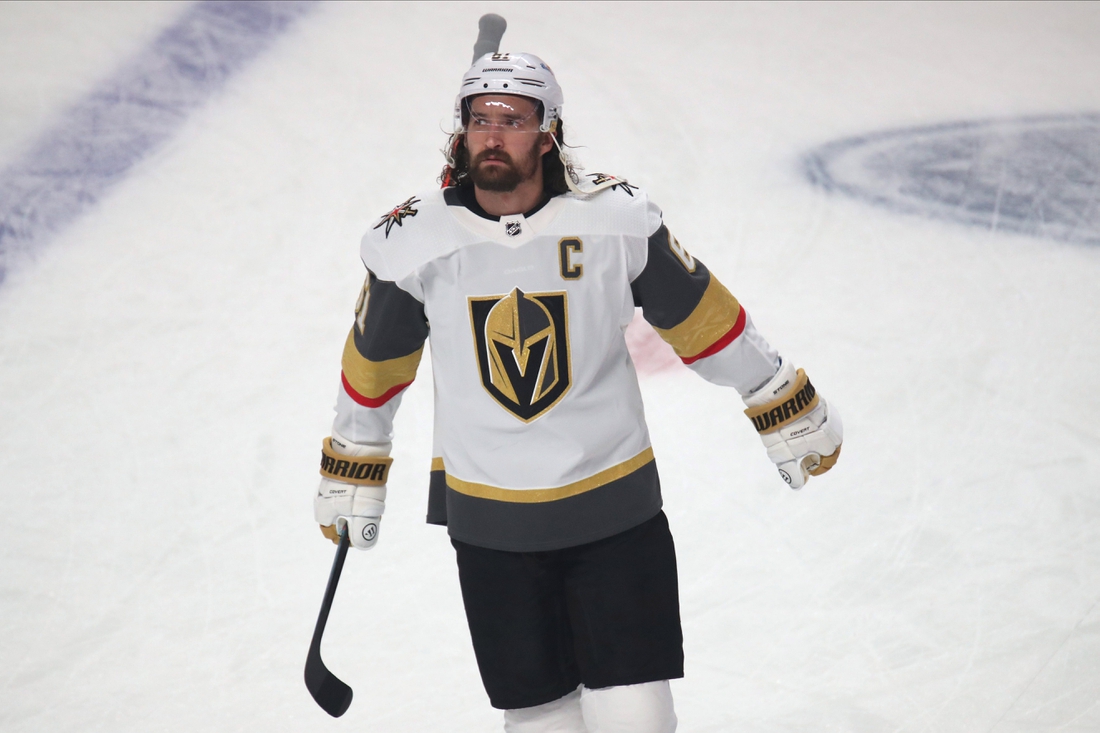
469, 142, 541, 192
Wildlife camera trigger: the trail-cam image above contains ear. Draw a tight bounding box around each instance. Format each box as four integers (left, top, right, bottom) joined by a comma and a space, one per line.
538, 132, 555, 156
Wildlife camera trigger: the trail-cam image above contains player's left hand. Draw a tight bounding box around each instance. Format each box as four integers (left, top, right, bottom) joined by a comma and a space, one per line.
743, 361, 842, 489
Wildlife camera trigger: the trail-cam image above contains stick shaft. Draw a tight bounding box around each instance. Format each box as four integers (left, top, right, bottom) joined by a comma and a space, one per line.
472, 13, 507, 62
311, 526, 350, 648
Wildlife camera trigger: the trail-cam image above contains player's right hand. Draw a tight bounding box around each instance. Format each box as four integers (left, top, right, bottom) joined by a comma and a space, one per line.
315, 480, 386, 550
315, 433, 393, 550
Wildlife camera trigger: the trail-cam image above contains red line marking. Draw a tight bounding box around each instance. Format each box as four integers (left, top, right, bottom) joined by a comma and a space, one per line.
625, 311, 687, 378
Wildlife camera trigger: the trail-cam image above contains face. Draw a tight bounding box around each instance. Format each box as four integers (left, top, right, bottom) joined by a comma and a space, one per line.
463, 95, 554, 192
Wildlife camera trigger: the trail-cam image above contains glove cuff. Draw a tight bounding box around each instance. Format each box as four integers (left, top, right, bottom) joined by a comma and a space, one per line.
319, 437, 392, 486
743, 359, 796, 407
743, 363, 820, 435
330, 430, 391, 458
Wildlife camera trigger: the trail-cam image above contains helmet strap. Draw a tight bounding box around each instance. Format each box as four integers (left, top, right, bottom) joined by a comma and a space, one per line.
550, 134, 619, 196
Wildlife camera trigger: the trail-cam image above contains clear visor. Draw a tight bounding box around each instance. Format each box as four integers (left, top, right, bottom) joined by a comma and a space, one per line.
459, 95, 543, 135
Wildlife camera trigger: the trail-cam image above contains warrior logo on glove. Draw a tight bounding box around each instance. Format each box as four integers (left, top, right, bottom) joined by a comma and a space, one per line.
319, 438, 392, 485
469, 288, 572, 422
745, 371, 818, 434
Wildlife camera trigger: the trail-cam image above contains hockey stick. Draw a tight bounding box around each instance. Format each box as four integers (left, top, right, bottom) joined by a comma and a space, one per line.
303, 15, 509, 717
472, 13, 507, 62
304, 524, 353, 717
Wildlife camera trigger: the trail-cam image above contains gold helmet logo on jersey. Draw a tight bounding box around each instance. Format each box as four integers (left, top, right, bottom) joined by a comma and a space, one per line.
469, 288, 571, 422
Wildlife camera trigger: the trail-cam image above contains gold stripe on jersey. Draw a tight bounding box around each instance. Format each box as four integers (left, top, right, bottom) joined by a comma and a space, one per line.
445, 447, 655, 504
652, 276, 742, 360
341, 328, 424, 400
431, 457, 445, 472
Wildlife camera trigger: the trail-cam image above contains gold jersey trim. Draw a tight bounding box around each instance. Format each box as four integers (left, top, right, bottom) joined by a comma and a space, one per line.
341, 328, 424, 400
444, 447, 655, 504
653, 276, 742, 359
431, 456, 445, 472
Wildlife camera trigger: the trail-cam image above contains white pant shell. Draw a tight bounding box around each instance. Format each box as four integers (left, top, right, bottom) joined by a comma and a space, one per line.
504, 688, 585, 733
503, 681, 676, 733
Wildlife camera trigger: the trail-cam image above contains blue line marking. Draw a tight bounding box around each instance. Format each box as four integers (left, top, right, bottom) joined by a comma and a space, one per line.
0, 0, 316, 284
803, 114, 1100, 245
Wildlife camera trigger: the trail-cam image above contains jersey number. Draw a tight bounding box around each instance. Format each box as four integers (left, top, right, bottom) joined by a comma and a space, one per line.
354, 273, 371, 334
559, 237, 583, 280
668, 231, 696, 273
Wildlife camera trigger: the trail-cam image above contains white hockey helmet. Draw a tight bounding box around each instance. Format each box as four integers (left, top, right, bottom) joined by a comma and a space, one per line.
454, 52, 563, 133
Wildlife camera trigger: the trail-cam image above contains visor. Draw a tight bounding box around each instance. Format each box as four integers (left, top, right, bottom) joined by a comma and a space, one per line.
455, 95, 543, 135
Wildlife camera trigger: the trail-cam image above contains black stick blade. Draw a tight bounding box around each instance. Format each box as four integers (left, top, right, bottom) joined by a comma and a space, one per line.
304, 527, 353, 717
305, 644, 353, 717
472, 13, 507, 63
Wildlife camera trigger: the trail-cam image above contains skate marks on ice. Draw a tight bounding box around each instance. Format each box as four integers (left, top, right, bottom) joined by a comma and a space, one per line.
804, 114, 1100, 245
0, 0, 315, 284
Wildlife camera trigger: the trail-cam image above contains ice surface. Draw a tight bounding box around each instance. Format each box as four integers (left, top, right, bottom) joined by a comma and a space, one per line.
1, 2, 1099, 732
0, 1, 315, 282
805, 114, 1100, 245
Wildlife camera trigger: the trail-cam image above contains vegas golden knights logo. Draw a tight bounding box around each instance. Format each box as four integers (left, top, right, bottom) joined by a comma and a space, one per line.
469, 288, 571, 422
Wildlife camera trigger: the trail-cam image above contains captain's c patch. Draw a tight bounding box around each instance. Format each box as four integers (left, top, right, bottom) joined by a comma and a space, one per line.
469, 288, 572, 422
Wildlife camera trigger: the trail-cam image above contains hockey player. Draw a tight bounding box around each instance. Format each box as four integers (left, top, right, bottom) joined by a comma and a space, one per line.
313, 52, 842, 733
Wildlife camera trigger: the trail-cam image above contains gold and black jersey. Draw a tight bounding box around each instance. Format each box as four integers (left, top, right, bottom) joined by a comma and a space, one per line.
329, 183, 780, 552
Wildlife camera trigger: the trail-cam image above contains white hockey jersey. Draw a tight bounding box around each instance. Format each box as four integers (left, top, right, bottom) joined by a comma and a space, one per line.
331, 182, 780, 551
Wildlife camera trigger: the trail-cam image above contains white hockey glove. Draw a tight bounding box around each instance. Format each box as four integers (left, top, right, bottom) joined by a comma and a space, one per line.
314, 431, 393, 550
743, 360, 842, 489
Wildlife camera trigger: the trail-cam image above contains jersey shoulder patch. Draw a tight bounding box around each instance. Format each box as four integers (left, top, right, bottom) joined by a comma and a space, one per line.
372, 195, 421, 238
587, 173, 639, 197
361, 189, 465, 283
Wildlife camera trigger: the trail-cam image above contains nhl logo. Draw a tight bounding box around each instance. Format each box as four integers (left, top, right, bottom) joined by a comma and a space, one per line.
505, 220, 522, 237
468, 288, 572, 422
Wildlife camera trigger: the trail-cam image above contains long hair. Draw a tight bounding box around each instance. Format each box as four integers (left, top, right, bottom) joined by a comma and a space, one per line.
440, 106, 569, 196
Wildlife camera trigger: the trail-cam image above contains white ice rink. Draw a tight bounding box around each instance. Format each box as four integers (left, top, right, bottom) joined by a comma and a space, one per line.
2, 2, 1100, 731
